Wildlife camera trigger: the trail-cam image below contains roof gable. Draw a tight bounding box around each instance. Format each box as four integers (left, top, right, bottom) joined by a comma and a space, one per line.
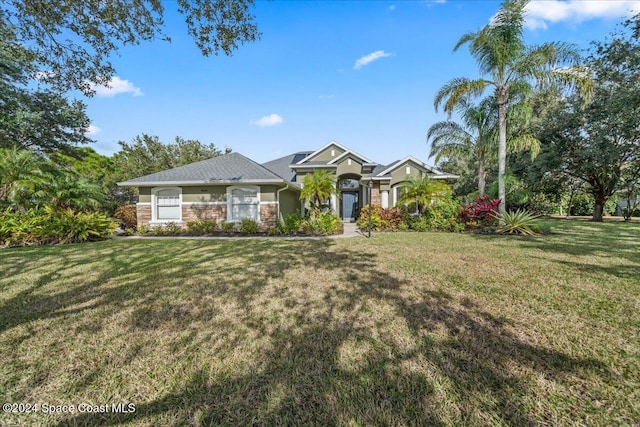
295, 141, 348, 164
376, 156, 438, 177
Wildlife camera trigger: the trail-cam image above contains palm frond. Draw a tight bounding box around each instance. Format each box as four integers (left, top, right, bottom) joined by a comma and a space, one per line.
434, 78, 492, 115
508, 133, 541, 159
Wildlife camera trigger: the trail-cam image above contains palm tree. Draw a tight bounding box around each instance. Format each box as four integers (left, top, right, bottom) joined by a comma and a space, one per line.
0, 147, 48, 210
433, 0, 591, 213
299, 169, 338, 212
399, 175, 452, 215
428, 96, 497, 196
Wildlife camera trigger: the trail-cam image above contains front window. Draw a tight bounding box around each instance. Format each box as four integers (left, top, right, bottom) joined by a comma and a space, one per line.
155, 188, 181, 220
229, 187, 259, 222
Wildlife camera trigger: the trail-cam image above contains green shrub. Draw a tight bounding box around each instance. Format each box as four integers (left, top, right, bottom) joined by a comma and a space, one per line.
568, 193, 593, 216
186, 219, 217, 235
0, 207, 115, 247
113, 205, 137, 230
164, 222, 183, 235
407, 215, 431, 232
422, 198, 463, 231
357, 205, 403, 231
220, 221, 235, 233
526, 193, 558, 216
495, 209, 540, 236
152, 225, 166, 236
137, 224, 148, 235
282, 211, 303, 235
312, 211, 342, 234
239, 218, 259, 235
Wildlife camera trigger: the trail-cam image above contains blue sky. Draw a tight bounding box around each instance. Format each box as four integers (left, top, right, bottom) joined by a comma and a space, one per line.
84, 0, 640, 166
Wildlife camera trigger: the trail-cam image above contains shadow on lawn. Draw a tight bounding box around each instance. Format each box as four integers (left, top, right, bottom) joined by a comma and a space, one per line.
0, 239, 612, 426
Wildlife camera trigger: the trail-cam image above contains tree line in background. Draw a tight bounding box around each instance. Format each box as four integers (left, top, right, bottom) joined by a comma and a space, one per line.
1, 0, 640, 247
429, 0, 640, 222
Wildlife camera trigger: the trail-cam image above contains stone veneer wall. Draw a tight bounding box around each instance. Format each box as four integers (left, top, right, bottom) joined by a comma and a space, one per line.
136, 203, 278, 228
260, 204, 278, 228
182, 204, 226, 223
371, 182, 382, 206
136, 204, 151, 228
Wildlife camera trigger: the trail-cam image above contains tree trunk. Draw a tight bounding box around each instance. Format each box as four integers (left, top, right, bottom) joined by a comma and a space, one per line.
497, 94, 507, 215
592, 201, 605, 222
478, 159, 486, 196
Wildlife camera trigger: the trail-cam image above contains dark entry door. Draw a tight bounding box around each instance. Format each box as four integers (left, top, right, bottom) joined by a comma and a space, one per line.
342, 191, 358, 221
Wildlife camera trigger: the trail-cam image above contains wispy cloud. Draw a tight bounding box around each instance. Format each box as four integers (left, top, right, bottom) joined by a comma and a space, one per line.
92, 77, 143, 97
524, 0, 640, 30
86, 125, 101, 135
250, 113, 283, 127
318, 94, 335, 100
389, 5, 396, 11
353, 50, 393, 70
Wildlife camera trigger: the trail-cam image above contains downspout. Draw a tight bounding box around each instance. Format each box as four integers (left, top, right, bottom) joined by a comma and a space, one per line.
276, 184, 289, 222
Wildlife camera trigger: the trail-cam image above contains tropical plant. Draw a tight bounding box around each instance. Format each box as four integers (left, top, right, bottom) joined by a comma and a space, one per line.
428, 96, 497, 195
495, 209, 539, 235
0, 206, 115, 247
459, 195, 501, 228
0, 147, 48, 210
113, 205, 138, 230
434, 0, 591, 214
398, 175, 452, 215
300, 170, 339, 211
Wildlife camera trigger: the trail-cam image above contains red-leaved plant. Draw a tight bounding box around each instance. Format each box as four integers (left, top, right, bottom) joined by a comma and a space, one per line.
459, 195, 501, 228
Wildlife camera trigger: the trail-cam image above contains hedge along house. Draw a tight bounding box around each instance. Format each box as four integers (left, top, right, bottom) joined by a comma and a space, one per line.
118, 141, 458, 228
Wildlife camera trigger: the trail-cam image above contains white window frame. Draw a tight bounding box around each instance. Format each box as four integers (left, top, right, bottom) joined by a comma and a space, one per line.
226, 185, 261, 223
151, 187, 183, 224
392, 184, 405, 207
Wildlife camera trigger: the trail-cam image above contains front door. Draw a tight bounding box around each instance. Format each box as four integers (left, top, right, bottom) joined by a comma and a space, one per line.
342, 191, 359, 222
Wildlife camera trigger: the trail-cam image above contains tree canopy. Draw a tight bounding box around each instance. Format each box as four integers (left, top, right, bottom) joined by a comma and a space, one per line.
0, 19, 91, 153
530, 14, 640, 221
2, 0, 260, 93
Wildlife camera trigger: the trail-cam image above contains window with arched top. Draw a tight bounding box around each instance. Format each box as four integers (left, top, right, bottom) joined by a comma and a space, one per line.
152, 187, 182, 222
227, 186, 260, 222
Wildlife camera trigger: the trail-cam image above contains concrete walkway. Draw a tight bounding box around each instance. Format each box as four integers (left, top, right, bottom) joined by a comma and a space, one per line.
331, 222, 363, 239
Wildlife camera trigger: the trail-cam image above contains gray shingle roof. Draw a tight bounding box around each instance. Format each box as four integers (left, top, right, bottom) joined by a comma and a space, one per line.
261, 151, 312, 182
119, 152, 285, 185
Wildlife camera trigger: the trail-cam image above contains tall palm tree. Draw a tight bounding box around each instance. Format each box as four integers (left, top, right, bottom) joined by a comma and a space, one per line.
433, 0, 591, 213
428, 96, 497, 196
399, 175, 452, 215
299, 169, 338, 211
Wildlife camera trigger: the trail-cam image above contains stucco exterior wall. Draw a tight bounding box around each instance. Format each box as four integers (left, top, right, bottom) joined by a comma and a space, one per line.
307, 145, 345, 163
279, 189, 301, 219
336, 157, 363, 176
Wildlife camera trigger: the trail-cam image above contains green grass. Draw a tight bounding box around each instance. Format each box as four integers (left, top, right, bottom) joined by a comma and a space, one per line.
1, 219, 638, 426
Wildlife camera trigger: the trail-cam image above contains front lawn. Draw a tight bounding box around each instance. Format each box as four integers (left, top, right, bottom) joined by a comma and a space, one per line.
1, 219, 638, 426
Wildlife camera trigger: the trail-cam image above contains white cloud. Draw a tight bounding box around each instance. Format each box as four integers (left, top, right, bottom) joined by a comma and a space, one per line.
353, 50, 394, 70
389, 5, 396, 11
524, 0, 640, 29
86, 125, 101, 135
92, 77, 143, 97
250, 113, 283, 127
318, 94, 335, 100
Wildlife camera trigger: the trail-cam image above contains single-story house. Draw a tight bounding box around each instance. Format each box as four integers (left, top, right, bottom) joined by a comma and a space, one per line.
118, 141, 458, 228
